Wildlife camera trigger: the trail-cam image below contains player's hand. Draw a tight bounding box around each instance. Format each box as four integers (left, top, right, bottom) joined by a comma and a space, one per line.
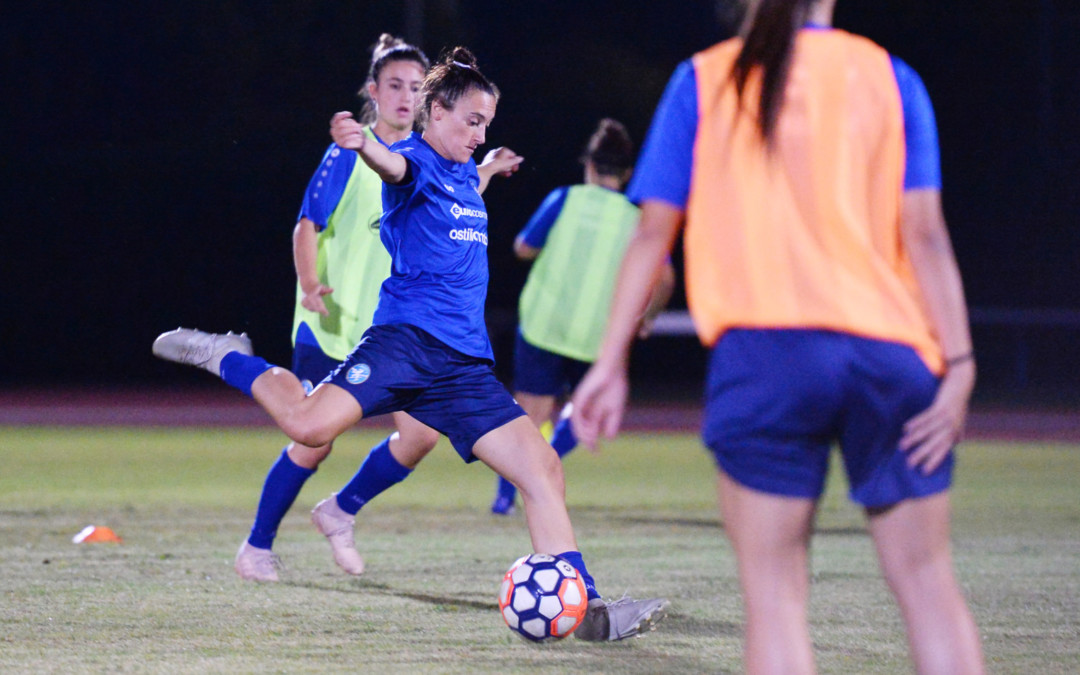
570, 359, 629, 453
480, 146, 524, 177
330, 111, 366, 151
301, 284, 333, 316
899, 359, 975, 474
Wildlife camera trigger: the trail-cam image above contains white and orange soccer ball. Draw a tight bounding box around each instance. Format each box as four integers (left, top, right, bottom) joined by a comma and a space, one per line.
498, 553, 589, 642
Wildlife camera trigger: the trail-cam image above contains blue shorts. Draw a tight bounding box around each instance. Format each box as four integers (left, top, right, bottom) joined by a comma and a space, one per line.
703, 328, 951, 508
513, 329, 591, 397
327, 324, 525, 461
292, 323, 341, 395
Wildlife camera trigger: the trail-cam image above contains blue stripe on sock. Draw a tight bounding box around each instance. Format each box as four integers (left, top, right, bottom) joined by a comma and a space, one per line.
247, 448, 316, 549
336, 437, 412, 515
220, 352, 273, 397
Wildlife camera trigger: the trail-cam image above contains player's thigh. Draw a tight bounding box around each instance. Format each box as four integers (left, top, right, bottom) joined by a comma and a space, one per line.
718, 470, 816, 559
866, 491, 954, 580
298, 381, 364, 442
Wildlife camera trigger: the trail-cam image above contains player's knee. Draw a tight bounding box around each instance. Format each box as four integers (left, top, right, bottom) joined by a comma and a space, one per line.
281, 413, 335, 449
520, 447, 565, 499
288, 441, 333, 468
414, 426, 440, 453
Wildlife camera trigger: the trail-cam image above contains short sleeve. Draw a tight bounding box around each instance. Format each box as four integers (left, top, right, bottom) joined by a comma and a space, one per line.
518, 187, 570, 249
297, 144, 358, 230
890, 56, 942, 190
626, 60, 699, 210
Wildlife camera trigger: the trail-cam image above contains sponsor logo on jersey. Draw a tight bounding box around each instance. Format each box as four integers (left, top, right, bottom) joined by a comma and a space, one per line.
448, 227, 488, 246
346, 363, 371, 385
443, 183, 455, 193
449, 203, 488, 221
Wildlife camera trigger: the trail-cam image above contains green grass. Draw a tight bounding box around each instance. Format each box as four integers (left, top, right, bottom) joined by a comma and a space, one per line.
1, 426, 1077, 673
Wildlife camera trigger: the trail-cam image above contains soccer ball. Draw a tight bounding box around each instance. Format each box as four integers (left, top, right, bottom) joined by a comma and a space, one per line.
498, 553, 589, 642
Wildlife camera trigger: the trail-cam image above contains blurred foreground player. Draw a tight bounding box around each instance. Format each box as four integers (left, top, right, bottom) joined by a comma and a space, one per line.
573, 0, 985, 670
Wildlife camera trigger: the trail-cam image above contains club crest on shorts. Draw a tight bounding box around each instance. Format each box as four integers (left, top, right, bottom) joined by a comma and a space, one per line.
346, 363, 371, 385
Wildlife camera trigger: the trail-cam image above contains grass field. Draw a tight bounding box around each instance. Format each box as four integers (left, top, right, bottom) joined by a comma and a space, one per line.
1, 425, 1077, 673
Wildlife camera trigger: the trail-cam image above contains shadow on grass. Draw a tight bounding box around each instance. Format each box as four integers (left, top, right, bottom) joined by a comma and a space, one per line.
287, 579, 498, 611
611, 513, 866, 537
289, 579, 739, 642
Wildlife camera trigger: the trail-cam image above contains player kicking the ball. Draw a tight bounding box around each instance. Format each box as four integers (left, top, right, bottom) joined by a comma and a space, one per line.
154, 46, 665, 642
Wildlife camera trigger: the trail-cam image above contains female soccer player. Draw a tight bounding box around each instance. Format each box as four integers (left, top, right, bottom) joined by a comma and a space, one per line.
572, 0, 985, 671
490, 118, 674, 515
155, 46, 665, 642
235, 35, 520, 584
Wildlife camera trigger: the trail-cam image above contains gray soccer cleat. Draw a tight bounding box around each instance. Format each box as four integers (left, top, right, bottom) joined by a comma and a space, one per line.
152, 327, 252, 376
234, 541, 282, 583
574, 596, 668, 641
311, 494, 365, 576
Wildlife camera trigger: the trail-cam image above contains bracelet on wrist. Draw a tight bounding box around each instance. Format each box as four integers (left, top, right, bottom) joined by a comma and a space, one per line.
945, 352, 974, 367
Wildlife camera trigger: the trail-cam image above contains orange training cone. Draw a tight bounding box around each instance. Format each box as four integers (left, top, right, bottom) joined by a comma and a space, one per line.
72, 525, 123, 544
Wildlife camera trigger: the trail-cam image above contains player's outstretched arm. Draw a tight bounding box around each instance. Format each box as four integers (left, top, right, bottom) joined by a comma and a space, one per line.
477, 146, 524, 194
330, 111, 409, 184
898, 189, 975, 473
572, 200, 682, 450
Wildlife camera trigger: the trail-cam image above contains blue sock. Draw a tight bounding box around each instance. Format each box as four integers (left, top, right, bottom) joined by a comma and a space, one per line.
335, 437, 412, 515
558, 550, 599, 600
220, 352, 273, 397
247, 449, 316, 549
550, 417, 578, 458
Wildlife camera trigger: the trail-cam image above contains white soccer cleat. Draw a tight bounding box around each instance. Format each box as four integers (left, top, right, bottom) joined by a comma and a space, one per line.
311, 494, 365, 576
152, 327, 252, 376
234, 541, 282, 583
574, 596, 668, 641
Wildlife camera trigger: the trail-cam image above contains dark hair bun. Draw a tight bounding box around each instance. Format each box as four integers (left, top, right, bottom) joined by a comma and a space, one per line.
445, 46, 478, 69
583, 118, 634, 174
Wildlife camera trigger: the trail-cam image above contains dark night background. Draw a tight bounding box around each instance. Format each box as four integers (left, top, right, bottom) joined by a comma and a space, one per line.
3, 1, 1078, 405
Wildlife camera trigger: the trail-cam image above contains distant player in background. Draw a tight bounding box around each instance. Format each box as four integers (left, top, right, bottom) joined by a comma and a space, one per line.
155, 46, 665, 641
573, 0, 985, 671
491, 119, 674, 515
235, 34, 519, 583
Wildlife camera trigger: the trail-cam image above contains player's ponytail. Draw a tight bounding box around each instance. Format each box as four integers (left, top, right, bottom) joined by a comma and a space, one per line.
419, 46, 500, 130
732, 0, 813, 146
580, 118, 634, 178
358, 33, 430, 124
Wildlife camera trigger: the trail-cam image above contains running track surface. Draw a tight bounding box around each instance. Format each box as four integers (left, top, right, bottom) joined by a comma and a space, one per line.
0, 388, 1077, 442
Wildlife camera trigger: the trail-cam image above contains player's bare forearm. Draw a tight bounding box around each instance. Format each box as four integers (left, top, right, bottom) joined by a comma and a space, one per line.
898, 189, 975, 470
596, 201, 682, 369
293, 217, 331, 316
329, 111, 408, 184
293, 217, 321, 292
572, 201, 682, 449
901, 190, 973, 363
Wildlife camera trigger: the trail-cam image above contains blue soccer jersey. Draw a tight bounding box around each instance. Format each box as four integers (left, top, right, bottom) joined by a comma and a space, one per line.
373, 132, 494, 361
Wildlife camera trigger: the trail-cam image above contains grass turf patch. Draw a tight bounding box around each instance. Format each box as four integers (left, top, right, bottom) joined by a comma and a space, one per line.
0, 427, 1077, 672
